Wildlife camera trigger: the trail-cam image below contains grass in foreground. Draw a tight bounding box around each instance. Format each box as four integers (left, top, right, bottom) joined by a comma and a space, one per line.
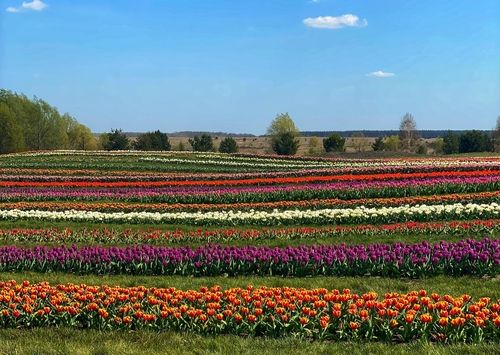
1, 273, 498, 298
0, 328, 497, 355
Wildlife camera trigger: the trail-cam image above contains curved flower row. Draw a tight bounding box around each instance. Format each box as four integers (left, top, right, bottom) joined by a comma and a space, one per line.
1, 164, 499, 182
2, 169, 499, 188
0, 220, 498, 245
0, 239, 497, 277
1, 177, 499, 204
0, 203, 498, 226
0, 191, 497, 213
138, 157, 337, 169
3, 151, 500, 173
0, 280, 498, 342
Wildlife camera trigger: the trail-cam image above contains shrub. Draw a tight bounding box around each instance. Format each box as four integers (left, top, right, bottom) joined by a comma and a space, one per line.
102, 129, 130, 151
430, 138, 444, 155
458, 130, 493, 153
218, 137, 238, 153
384, 136, 400, 151
189, 134, 214, 152
268, 113, 300, 155
133, 130, 171, 151
323, 134, 345, 152
271, 132, 299, 155
443, 131, 459, 154
416, 143, 428, 155
372, 136, 385, 151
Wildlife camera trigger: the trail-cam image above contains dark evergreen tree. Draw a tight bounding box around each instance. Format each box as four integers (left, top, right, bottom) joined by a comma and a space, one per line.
458, 130, 493, 153
443, 131, 459, 154
271, 132, 299, 155
372, 136, 385, 151
102, 129, 131, 150
189, 134, 214, 152
134, 130, 171, 151
218, 137, 238, 153
323, 134, 345, 152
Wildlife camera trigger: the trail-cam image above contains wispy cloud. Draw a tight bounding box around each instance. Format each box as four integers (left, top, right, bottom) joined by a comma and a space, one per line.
366, 70, 396, 78
5, 0, 48, 13
303, 14, 367, 29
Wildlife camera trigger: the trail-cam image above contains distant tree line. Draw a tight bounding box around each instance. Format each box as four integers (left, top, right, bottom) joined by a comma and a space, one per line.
2, 89, 498, 157
90, 118, 500, 156
300, 130, 495, 139
99, 130, 239, 153
370, 114, 497, 155
0, 90, 97, 153
442, 130, 494, 154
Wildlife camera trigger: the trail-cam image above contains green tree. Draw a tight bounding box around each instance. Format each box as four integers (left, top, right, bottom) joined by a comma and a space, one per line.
323, 134, 345, 152
416, 143, 428, 155
189, 134, 214, 152
267, 113, 300, 155
64, 114, 97, 150
102, 129, 130, 150
267, 113, 299, 137
134, 130, 171, 151
384, 136, 400, 151
372, 136, 385, 151
430, 138, 444, 155
68, 124, 97, 150
271, 132, 299, 155
0, 89, 95, 152
30, 98, 69, 150
0, 102, 24, 153
218, 137, 238, 153
458, 130, 493, 153
443, 131, 459, 154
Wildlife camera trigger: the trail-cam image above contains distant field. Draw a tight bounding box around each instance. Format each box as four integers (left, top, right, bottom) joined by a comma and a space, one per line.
150, 136, 380, 155
118, 135, 442, 156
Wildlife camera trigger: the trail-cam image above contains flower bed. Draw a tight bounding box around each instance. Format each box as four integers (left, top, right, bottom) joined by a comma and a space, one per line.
0, 239, 497, 277
1, 203, 499, 226
0, 280, 498, 343
0, 220, 498, 245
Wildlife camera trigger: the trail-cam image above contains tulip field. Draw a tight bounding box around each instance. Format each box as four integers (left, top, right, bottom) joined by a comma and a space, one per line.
0, 151, 499, 353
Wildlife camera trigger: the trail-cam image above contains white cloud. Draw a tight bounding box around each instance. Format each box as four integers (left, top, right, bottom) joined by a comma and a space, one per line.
6, 0, 47, 13
366, 70, 396, 78
23, 0, 47, 11
303, 14, 367, 29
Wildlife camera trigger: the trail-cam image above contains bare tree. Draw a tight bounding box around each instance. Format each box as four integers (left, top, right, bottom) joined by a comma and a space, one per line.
399, 113, 419, 151
494, 116, 500, 152
350, 132, 366, 152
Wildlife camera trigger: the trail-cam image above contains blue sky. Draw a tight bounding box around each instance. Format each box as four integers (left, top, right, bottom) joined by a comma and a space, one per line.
1, 0, 499, 134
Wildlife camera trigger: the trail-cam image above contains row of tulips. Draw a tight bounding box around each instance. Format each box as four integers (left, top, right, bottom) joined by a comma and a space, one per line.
0, 220, 498, 245
2, 169, 499, 188
8, 150, 500, 166
0, 191, 497, 213
1, 177, 499, 203
0, 239, 497, 277
0, 280, 498, 342
2, 163, 500, 182
0, 203, 499, 226
3, 151, 500, 173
